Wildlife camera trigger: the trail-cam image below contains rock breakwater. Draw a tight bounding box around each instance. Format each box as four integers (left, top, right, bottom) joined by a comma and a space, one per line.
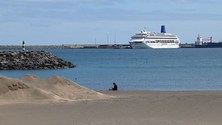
0, 51, 76, 70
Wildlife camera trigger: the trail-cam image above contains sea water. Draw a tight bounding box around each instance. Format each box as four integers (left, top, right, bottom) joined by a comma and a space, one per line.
1, 48, 222, 91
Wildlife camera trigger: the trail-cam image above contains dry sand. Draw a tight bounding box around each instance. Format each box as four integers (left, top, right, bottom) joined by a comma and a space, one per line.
1, 75, 222, 125
0, 74, 109, 104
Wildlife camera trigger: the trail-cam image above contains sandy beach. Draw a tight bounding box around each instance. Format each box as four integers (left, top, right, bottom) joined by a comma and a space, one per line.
1, 75, 222, 125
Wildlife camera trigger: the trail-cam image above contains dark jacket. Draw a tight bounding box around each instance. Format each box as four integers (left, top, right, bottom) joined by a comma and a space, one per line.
113, 84, 118, 90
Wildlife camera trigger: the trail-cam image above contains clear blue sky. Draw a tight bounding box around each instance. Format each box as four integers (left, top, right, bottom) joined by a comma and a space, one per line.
0, 0, 222, 45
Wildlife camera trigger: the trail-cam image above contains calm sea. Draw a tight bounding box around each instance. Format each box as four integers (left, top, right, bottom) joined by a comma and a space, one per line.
1, 48, 222, 91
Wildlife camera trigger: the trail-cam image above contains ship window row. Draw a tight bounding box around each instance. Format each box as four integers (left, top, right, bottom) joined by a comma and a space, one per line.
146, 40, 175, 43
156, 40, 175, 43
148, 38, 177, 39
132, 37, 145, 39
146, 41, 155, 43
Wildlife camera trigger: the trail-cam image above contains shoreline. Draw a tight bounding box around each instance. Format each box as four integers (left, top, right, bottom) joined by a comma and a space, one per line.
1, 90, 222, 125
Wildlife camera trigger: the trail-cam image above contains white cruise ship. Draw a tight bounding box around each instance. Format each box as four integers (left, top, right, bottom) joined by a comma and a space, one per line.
129, 25, 180, 49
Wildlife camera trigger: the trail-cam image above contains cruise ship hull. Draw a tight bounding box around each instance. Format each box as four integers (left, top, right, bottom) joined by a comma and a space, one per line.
129, 42, 180, 49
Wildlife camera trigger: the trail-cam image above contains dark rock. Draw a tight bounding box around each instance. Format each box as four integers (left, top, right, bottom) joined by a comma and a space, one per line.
0, 51, 76, 70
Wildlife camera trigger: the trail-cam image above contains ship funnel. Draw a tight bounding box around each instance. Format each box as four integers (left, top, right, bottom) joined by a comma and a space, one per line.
161, 25, 166, 33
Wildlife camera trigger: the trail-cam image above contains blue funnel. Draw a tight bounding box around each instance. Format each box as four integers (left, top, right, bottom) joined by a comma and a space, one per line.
161, 25, 166, 33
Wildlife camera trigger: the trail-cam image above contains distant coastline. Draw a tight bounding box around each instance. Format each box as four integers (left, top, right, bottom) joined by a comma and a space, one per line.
0, 43, 195, 50
0, 44, 131, 49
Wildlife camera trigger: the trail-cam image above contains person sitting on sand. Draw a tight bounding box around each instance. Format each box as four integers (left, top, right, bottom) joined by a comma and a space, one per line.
109, 82, 118, 91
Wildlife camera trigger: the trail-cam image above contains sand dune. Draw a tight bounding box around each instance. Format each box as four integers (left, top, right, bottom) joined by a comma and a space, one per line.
0, 75, 109, 104
1, 75, 222, 125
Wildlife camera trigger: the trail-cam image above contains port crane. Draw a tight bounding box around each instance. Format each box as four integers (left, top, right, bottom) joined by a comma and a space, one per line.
202, 37, 212, 42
